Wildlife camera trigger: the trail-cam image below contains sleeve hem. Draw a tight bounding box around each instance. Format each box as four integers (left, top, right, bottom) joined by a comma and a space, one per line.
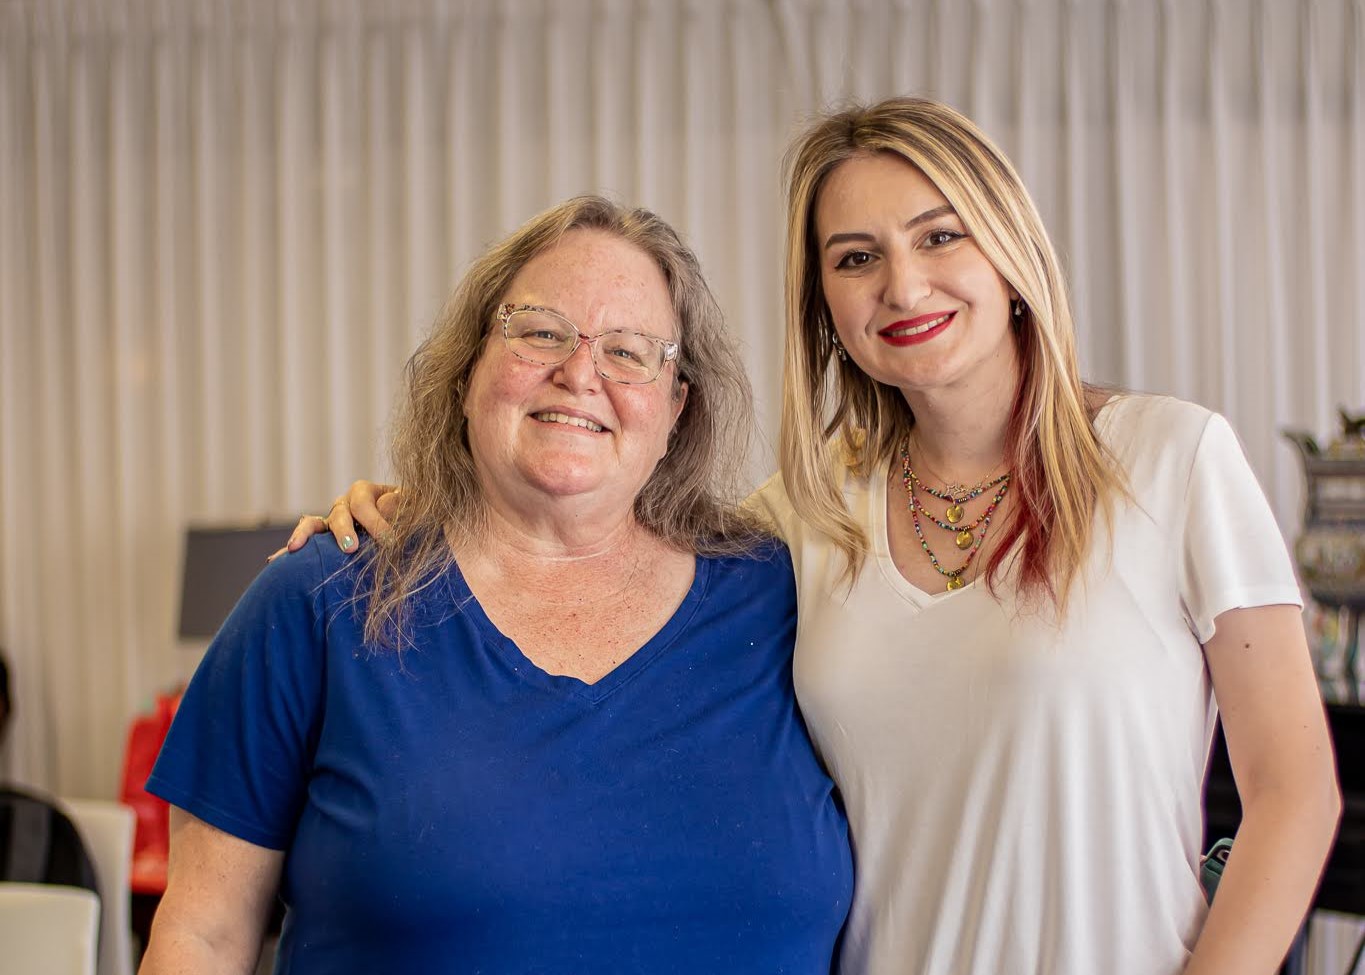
1193, 585, 1306, 644
146, 774, 292, 851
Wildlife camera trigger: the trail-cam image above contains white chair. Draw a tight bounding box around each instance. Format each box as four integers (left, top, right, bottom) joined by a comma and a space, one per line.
0, 882, 100, 975
60, 799, 135, 975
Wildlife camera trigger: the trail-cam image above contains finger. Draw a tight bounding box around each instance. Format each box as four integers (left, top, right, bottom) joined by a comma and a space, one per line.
375, 486, 402, 529
349, 480, 398, 537
266, 545, 288, 563
325, 495, 360, 554
285, 514, 329, 553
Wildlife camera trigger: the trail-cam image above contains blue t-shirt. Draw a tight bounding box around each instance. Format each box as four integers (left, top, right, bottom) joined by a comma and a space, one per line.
149, 537, 852, 974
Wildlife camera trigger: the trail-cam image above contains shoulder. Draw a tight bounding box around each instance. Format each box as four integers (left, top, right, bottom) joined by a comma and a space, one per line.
692, 543, 798, 645
698, 538, 796, 605
747, 472, 796, 535
254, 535, 366, 603
1097, 393, 1215, 442
1097, 393, 1230, 475
747, 435, 870, 542
704, 535, 794, 578
215, 535, 362, 643
260, 534, 353, 587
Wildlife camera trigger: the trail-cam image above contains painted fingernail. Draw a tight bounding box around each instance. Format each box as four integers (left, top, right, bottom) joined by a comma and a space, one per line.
341, 535, 355, 551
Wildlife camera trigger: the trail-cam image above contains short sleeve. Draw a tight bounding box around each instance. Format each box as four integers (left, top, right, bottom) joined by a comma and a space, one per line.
146, 541, 332, 850
1179, 412, 1303, 643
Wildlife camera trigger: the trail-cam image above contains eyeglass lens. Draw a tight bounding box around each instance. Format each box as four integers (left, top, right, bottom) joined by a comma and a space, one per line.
504, 309, 667, 384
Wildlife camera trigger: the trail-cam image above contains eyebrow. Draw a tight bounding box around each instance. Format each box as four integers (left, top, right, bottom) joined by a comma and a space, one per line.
511, 303, 677, 340
822, 204, 958, 251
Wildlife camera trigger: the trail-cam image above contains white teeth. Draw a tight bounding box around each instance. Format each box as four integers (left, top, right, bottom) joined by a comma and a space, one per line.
887, 313, 952, 337
533, 411, 604, 433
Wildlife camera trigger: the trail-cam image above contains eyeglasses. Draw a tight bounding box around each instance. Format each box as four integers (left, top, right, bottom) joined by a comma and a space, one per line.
496, 303, 681, 385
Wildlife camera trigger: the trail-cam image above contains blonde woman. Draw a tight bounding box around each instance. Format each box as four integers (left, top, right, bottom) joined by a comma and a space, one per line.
298, 99, 1338, 975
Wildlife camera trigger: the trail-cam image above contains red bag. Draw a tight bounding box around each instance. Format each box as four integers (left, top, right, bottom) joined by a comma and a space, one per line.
120, 689, 181, 894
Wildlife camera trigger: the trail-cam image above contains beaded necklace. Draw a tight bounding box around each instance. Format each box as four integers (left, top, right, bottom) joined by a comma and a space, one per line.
899, 437, 1011, 591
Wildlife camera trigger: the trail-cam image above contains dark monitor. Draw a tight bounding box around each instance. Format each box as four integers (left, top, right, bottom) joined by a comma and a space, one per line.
177, 524, 296, 640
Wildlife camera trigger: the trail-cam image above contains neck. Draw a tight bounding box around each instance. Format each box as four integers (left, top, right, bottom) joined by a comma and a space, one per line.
455, 494, 658, 580
902, 358, 1021, 485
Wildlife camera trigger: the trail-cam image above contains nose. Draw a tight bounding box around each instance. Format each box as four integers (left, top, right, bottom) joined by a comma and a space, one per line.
552, 337, 602, 392
881, 250, 931, 312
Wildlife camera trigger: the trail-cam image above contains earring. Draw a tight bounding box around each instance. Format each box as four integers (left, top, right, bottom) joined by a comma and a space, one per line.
1012, 298, 1025, 320
831, 330, 848, 362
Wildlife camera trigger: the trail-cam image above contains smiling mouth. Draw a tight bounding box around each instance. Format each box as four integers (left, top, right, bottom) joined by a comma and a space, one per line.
881, 313, 954, 338
532, 411, 605, 433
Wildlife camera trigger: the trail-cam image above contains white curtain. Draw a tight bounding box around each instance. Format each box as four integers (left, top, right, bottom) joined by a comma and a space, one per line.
1, 0, 1361, 806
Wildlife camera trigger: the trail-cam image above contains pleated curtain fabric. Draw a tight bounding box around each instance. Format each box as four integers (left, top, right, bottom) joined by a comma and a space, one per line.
0, 0, 1361, 839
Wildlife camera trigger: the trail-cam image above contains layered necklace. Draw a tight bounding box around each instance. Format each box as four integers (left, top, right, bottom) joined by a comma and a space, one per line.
899, 436, 1011, 592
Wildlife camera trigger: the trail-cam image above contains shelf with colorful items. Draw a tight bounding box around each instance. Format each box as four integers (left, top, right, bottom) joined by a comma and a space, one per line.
1286, 410, 1365, 704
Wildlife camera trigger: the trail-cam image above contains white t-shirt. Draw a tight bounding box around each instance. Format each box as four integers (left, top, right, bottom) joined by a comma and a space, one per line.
752, 394, 1303, 975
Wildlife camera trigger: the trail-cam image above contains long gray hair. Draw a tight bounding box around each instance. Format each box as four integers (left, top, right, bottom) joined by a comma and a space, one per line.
359, 196, 767, 650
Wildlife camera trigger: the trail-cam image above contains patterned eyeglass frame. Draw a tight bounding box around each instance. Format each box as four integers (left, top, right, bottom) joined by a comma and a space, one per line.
496, 302, 680, 385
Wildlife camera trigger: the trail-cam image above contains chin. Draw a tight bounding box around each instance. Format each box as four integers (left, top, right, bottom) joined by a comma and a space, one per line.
879, 346, 981, 392
862, 361, 952, 394
520, 459, 608, 495
524, 468, 599, 495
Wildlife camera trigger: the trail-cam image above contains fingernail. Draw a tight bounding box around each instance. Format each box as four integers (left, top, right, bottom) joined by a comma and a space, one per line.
342, 535, 355, 551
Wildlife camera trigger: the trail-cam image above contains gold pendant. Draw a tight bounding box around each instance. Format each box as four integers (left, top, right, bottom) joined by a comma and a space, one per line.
946, 575, 965, 591
946, 504, 964, 524
955, 529, 974, 550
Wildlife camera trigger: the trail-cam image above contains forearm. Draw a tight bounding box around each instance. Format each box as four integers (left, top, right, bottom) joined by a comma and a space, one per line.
1184, 782, 1340, 974
137, 918, 264, 975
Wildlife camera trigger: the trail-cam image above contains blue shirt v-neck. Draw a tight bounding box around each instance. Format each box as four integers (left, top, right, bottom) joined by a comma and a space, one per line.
150, 536, 852, 974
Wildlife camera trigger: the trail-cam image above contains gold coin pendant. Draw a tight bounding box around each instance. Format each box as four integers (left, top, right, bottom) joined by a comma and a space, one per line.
946, 575, 965, 591
946, 504, 964, 524
955, 529, 974, 550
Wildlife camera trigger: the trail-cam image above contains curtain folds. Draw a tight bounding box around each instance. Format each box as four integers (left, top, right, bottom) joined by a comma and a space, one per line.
1, 0, 1361, 814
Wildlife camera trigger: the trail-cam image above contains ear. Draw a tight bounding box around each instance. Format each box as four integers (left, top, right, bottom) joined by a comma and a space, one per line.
671, 380, 689, 427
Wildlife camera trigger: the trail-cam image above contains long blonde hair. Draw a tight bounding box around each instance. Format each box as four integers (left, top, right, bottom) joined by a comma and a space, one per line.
361, 196, 766, 649
781, 97, 1124, 610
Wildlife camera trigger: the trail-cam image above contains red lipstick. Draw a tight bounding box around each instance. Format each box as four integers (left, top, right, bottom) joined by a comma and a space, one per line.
878, 311, 956, 347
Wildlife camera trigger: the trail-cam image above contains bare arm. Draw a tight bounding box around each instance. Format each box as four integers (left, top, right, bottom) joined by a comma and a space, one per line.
1184, 604, 1341, 974
138, 809, 285, 975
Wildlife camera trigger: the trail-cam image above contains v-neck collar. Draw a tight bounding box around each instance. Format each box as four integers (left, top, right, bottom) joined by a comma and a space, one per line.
872, 452, 978, 608
442, 555, 710, 705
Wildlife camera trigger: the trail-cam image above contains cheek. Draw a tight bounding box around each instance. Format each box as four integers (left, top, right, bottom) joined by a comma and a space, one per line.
618, 391, 678, 450
466, 360, 534, 419
952, 256, 1011, 308
819, 276, 867, 334
484, 371, 527, 403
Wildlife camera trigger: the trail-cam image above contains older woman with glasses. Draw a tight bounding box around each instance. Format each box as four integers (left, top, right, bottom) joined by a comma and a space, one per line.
138, 197, 852, 975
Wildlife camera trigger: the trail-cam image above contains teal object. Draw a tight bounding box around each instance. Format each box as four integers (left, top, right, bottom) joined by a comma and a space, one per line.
1200, 837, 1234, 902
